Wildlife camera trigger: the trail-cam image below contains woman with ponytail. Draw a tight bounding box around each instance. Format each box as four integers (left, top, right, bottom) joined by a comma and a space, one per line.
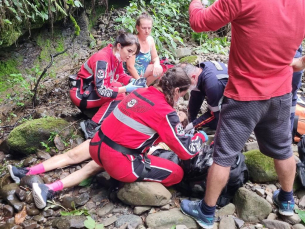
70, 31, 145, 139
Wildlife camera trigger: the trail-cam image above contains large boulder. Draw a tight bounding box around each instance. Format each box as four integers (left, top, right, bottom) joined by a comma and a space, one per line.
117, 182, 171, 206
244, 150, 278, 183
233, 187, 272, 223
7, 117, 73, 155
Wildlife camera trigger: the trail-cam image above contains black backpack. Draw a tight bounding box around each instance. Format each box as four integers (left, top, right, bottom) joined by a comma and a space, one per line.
296, 135, 305, 187
153, 144, 249, 207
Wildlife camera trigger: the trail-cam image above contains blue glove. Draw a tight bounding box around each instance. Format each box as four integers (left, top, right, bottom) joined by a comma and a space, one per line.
199, 131, 209, 142
125, 82, 143, 93
132, 78, 147, 87
129, 78, 136, 83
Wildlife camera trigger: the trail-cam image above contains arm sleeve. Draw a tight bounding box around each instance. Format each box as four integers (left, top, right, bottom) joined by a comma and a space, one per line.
157, 111, 208, 160
193, 110, 216, 128
92, 60, 120, 99
117, 62, 132, 85
189, 0, 240, 32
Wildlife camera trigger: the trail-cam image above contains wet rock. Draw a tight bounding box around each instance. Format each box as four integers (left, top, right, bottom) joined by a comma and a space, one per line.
23, 155, 37, 167
54, 135, 65, 151
52, 215, 87, 229
25, 192, 34, 204
244, 150, 278, 182
3, 205, 14, 218
0, 174, 13, 186
42, 209, 54, 217
60, 193, 90, 209
91, 189, 108, 202
219, 216, 236, 229
0, 183, 24, 212
7, 117, 73, 155
21, 220, 38, 229
32, 215, 46, 223
15, 188, 27, 201
146, 208, 198, 229
95, 171, 113, 188
42, 175, 53, 184
117, 182, 171, 206
233, 187, 272, 223
115, 214, 143, 228
26, 204, 40, 216
262, 219, 291, 229
36, 150, 51, 160
20, 175, 44, 188
97, 202, 114, 216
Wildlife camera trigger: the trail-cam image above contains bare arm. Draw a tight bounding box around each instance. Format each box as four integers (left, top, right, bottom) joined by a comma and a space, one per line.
291, 56, 305, 72
149, 36, 163, 77
126, 54, 141, 79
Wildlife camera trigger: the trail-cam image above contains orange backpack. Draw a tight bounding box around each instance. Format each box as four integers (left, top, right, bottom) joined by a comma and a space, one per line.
293, 104, 305, 142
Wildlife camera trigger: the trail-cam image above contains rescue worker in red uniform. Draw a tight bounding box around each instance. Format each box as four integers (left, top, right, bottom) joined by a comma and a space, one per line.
9, 67, 208, 209
89, 67, 208, 186
70, 32, 145, 139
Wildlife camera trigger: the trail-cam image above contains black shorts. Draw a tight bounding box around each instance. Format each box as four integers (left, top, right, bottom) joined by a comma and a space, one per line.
213, 93, 293, 167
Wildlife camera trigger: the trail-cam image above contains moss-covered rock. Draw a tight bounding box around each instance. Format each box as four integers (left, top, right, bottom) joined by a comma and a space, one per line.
244, 150, 278, 183
7, 117, 73, 155
179, 55, 198, 65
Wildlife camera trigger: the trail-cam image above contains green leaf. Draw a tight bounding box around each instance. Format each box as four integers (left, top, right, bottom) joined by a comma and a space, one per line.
74, 0, 82, 7
79, 177, 93, 187
296, 209, 305, 223
60, 211, 73, 216
96, 224, 104, 229
84, 216, 96, 229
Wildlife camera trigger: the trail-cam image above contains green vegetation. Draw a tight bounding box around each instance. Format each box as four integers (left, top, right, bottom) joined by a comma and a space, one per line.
116, 0, 229, 59
192, 32, 230, 54
115, 0, 189, 59
84, 216, 104, 229
0, 0, 83, 47
0, 59, 20, 93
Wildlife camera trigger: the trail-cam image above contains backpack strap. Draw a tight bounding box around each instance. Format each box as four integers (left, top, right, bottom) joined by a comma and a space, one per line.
293, 115, 301, 139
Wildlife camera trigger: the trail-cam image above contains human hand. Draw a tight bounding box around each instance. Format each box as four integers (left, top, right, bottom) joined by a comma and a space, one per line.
290, 56, 305, 72
185, 123, 194, 133
153, 64, 163, 78
125, 81, 144, 93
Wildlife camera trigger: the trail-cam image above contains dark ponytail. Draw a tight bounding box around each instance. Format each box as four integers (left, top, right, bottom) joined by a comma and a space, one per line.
157, 67, 191, 107
113, 30, 140, 55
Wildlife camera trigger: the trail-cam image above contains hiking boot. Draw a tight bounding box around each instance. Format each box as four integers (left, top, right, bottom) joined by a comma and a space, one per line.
272, 189, 294, 216
80, 119, 100, 139
180, 200, 214, 229
8, 165, 29, 184
32, 183, 55, 209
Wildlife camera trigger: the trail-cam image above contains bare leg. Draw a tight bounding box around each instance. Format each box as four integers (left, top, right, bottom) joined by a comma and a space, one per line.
274, 155, 296, 192
42, 140, 91, 172
61, 160, 104, 188
144, 64, 163, 86
204, 163, 231, 206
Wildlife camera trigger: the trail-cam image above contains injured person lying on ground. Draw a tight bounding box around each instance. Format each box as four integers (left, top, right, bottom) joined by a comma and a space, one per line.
8, 67, 208, 209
